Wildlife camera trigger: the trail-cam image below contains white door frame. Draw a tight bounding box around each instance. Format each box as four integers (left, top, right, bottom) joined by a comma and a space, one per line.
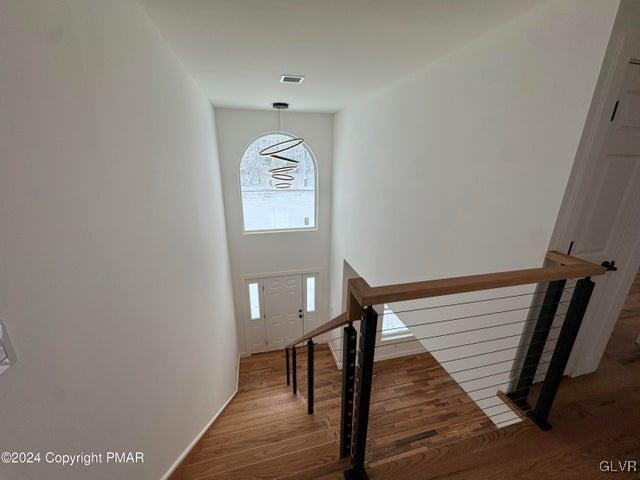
241, 269, 321, 354
549, 15, 640, 376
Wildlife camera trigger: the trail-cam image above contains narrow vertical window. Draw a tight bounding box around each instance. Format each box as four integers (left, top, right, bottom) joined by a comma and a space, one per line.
306, 276, 316, 312
248, 282, 261, 320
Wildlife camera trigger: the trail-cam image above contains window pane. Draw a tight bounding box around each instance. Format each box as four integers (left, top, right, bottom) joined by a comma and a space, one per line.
382, 304, 408, 337
248, 283, 261, 320
240, 133, 316, 232
306, 276, 316, 312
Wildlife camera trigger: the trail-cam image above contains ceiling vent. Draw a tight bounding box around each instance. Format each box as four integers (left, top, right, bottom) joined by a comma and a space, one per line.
280, 75, 305, 84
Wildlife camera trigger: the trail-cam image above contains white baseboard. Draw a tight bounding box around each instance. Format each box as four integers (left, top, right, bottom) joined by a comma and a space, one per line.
374, 342, 425, 362
161, 355, 240, 480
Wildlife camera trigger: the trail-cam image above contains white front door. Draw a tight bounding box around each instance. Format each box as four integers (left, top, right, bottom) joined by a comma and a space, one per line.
559, 53, 640, 375
261, 274, 304, 351
245, 273, 320, 353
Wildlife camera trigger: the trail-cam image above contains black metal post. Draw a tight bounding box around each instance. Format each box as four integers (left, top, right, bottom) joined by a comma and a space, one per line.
344, 307, 377, 480
307, 339, 314, 414
508, 279, 566, 409
339, 323, 357, 458
292, 345, 297, 395
528, 277, 595, 431
286, 348, 290, 386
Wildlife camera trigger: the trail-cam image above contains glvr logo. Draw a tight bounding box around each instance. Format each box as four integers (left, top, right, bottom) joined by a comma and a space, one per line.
600, 460, 637, 472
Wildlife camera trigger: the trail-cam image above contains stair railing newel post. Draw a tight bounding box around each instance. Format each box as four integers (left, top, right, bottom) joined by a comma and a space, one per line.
527, 276, 595, 431
292, 345, 297, 395
285, 347, 290, 386
507, 278, 567, 409
339, 322, 357, 458
307, 339, 314, 414
344, 306, 377, 480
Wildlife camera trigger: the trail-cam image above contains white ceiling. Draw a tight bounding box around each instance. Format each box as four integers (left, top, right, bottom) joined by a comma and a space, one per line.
139, 0, 545, 113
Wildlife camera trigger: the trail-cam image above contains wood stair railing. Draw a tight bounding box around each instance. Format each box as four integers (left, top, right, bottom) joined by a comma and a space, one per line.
282, 250, 610, 480
286, 312, 349, 349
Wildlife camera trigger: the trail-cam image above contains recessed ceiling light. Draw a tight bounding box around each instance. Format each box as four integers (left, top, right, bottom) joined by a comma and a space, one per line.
280, 75, 305, 84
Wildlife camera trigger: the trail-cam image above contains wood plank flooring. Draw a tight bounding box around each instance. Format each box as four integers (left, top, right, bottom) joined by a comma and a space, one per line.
170, 351, 346, 480
171, 344, 494, 479
369, 272, 640, 479
172, 273, 640, 479
605, 272, 640, 364
294, 346, 494, 463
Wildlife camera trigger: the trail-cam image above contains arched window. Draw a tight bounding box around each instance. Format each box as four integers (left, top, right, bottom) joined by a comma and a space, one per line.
239, 132, 317, 232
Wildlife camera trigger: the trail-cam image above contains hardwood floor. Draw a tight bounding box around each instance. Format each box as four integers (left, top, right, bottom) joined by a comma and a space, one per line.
605, 272, 640, 364
173, 276, 640, 479
171, 344, 492, 479
171, 351, 346, 480
295, 346, 493, 463
370, 273, 640, 479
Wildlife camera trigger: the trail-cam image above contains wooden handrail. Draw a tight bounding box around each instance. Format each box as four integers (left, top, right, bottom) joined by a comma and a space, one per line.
348, 250, 606, 309
544, 250, 588, 266
284, 250, 607, 476
286, 312, 349, 349
286, 251, 607, 347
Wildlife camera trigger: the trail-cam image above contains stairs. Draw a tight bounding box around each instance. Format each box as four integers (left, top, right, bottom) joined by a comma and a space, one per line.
170, 352, 346, 480
170, 268, 640, 480
170, 340, 640, 480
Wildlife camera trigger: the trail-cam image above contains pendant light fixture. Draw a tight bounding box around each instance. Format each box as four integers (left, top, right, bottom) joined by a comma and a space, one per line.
259, 102, 305, 190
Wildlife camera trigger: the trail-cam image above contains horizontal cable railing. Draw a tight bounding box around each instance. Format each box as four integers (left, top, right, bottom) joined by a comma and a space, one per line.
346, 251, 604, 312
282, 250, 610, 480
377, 284, 575, 319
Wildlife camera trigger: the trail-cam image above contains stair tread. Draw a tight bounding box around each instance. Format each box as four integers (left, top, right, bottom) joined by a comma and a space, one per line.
198, 415, 325, 457
203, 401, 311, 437
214, 396, 302, 427
275, 457, 348, 480
193, 441, 339, 480
217, 392, 298, 419
185, 430, 334, 478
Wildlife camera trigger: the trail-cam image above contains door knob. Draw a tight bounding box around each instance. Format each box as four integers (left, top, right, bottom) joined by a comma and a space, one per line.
299, 314, 303, 318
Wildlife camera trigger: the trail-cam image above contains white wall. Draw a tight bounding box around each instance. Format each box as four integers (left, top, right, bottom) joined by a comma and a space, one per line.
327, 260, 425, 368
0, 1, 237, 479
330, 0, 619, 425
215, 108, 333, 355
